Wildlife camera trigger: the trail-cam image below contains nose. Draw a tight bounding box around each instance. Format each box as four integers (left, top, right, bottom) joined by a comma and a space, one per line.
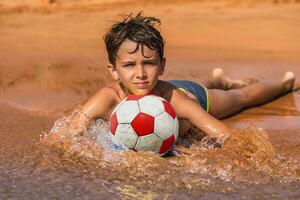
136, 65, 146, 79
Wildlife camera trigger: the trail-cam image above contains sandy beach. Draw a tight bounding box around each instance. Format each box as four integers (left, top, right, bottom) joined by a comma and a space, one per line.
0, 0, 300, 198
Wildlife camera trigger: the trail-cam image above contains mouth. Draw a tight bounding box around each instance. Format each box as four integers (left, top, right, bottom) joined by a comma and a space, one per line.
133, 81, 149, 89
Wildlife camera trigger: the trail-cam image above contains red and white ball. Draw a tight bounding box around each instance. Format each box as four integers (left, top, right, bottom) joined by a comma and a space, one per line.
109, 95, 179, 155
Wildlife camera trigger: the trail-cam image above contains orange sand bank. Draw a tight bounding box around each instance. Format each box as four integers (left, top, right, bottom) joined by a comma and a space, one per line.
1, 1, 300, 199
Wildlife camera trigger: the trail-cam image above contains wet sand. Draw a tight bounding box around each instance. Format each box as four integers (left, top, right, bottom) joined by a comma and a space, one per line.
1, 0, 300, 199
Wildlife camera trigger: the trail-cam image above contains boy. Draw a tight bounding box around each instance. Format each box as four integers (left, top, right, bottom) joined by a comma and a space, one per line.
47, 13, 295, 147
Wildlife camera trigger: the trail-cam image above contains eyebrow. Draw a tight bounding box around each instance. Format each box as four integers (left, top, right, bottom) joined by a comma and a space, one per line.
143, 59, 157, 63
121, 61, 136, 65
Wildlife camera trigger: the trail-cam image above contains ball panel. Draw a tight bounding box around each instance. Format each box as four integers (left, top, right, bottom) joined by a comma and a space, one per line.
126, 95, 144, 101
131, 113, 154, 136
111, 99, 124, 115
135, 134, 163, 153
109, 112, 118, 135
148, 94, 166, 101
115, 124, 138, 149
154, 112, 175, 140
138, 95, 165, 117
110, 134, 129, 150
162, 100, 176, 119
159, 135, 175, 154
116, 101, 140, 123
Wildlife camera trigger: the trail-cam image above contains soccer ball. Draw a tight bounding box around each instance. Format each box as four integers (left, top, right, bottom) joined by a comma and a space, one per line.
109, 95, 179, 155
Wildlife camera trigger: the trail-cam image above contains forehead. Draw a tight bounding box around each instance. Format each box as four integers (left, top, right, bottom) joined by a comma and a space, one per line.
117, 40, 158, 60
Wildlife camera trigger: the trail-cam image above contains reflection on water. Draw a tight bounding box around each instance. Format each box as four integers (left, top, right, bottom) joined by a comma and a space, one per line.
1, 92, 300, 199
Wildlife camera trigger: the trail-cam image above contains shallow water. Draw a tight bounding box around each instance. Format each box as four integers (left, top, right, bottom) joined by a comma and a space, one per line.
1, 91, 300, 199
1, 2, 300, 199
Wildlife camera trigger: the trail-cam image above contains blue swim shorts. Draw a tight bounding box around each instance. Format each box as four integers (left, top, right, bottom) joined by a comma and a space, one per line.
167, 80, 210, 112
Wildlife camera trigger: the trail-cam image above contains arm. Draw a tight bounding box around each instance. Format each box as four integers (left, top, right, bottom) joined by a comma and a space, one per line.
170, 89, 231, 142
46, 87, 118, 141
81, 87, 119, 120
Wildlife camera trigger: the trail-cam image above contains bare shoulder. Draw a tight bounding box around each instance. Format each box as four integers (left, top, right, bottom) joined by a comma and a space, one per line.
82, 84, 121, 119
93, 85, 120, 100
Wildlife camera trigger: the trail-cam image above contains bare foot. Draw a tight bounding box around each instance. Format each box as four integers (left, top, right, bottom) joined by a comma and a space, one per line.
281, 71, 296, 94
212, 68, 256, 90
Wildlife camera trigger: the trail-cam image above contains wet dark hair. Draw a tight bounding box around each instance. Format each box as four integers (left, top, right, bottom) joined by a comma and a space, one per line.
104, 12, 165, 65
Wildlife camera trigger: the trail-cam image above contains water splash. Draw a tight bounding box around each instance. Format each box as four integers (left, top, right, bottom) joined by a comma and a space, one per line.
39, 113, 300, 198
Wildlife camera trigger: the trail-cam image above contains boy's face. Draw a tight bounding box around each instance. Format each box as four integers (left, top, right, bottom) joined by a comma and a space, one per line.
108, 40, 165, 96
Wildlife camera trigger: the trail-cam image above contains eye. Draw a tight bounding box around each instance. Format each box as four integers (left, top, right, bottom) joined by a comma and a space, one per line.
123, 63, 134, 68
144, 61, 157, 66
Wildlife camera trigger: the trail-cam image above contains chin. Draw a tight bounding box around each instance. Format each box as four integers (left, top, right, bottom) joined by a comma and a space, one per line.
134, 92, 151, 96
131, 90, 152, 96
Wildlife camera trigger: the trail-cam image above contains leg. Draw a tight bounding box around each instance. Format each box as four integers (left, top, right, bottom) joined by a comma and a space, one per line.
198, 68, 257, 90
208, 72, 295, 119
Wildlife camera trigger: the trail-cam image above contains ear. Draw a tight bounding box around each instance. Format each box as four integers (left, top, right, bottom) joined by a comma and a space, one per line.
107, 63, 120, 81
159, 57, 166, 75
